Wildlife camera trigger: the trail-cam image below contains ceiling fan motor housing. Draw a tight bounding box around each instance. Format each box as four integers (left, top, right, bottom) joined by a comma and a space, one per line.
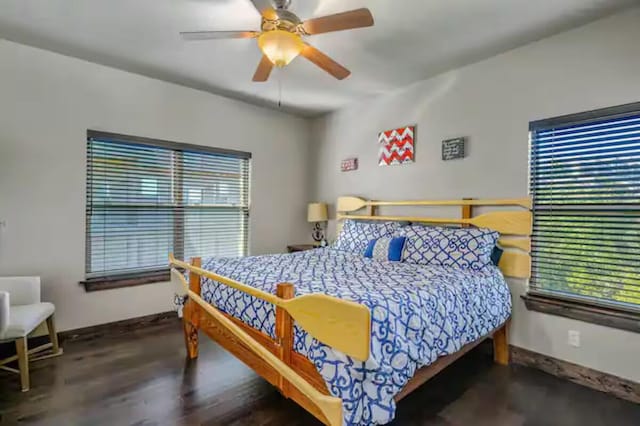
261, 9, 302, 33
272, 0, 291, 10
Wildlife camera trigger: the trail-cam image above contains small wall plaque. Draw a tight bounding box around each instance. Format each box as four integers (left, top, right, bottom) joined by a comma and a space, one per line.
442, 137, 466, 161
341, 157, 358, 172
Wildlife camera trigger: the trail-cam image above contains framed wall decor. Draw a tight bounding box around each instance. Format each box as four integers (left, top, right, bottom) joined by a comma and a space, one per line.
378, 125, 415, 166
341, 157, 358, 172
442, 137, 466, 161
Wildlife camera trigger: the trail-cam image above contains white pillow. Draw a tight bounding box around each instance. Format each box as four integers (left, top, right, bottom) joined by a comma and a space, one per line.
398, 225, 499, 270
333, 220, 400, 254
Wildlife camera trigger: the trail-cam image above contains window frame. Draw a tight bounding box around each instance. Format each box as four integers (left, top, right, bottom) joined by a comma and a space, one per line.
524, 101, 640, 332
81, 130, 251, 291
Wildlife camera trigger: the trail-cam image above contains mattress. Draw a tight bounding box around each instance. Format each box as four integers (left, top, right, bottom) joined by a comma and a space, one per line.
193, 248, 512, 425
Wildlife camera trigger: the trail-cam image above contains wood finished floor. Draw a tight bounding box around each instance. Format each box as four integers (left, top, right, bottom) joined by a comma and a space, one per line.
1, 319, 639, 426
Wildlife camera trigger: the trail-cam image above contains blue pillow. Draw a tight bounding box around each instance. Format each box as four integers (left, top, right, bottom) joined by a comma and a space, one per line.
333, 219, 400, 254
491, 246, 504, 266
364, 236, 407, 261
398, 225, 499, 270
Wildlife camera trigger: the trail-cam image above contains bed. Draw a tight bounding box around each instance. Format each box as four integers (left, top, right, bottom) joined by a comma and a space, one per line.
170, 196, 532, 426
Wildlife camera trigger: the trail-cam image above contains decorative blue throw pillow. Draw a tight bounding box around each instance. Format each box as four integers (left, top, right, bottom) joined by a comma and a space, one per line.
491, 246, 504, 266
399, 225, 499, 270
333, 219, 400, 254
364, 236, 407, 261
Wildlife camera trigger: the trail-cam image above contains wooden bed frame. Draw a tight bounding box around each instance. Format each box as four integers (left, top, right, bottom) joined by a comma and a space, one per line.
170, 196, 532, 426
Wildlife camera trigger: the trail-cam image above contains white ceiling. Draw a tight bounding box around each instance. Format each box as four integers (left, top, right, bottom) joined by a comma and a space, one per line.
0, 0, 636, 116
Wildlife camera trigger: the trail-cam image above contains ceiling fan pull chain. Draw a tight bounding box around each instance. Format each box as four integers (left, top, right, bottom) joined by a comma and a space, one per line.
277, 68, 282, 108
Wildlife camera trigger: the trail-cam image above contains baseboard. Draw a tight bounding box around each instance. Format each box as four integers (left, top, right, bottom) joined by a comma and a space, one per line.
0, 311, 180, 358
511, 345, 640, 404
59, 311, 179, 343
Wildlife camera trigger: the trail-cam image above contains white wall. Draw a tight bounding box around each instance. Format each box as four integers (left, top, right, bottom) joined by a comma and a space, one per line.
0, 40, 311, 332
310, 8, 640, 382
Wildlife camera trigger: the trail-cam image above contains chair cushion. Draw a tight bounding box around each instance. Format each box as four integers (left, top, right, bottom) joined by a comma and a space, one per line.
0, 302, 54, 340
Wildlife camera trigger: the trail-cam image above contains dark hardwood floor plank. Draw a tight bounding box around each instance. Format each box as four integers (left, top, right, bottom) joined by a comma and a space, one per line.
1, 319, 639, 426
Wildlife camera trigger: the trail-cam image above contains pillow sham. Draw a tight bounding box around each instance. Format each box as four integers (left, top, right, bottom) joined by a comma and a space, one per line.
333, 219, 400, 254
398, 225, 499, 270
364, 236, 407, 262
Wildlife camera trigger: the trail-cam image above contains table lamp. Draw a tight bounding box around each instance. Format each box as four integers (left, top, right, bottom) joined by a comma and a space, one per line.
307, 202, 328, 246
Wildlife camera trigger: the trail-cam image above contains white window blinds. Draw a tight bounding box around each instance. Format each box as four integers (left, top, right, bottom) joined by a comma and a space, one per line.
529, 104, 640, 311
86, 131, 250, 280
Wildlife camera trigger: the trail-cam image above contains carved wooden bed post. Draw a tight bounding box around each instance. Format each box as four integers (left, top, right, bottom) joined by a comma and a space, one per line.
183, 257, 201, 359
276, 282, 295, 397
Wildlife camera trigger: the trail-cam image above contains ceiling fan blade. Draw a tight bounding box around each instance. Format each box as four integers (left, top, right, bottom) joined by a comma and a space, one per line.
252, 55, 274, 82
300, 44, 350, 80
180, 31, 259, 41
302, 8, 374, 35
249, 0, 278, 20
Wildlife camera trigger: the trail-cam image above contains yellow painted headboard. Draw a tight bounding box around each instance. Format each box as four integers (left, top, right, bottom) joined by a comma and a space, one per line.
335, 196, 532, 279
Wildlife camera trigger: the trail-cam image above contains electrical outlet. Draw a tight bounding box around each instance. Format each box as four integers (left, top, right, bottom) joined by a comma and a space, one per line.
568, 330, 580, 347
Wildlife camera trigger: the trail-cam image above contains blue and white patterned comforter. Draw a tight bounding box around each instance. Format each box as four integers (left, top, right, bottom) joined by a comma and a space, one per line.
196, 248, 511, 425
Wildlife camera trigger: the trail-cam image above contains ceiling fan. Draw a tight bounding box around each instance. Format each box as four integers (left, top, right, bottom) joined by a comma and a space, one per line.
180, 0, 374, 82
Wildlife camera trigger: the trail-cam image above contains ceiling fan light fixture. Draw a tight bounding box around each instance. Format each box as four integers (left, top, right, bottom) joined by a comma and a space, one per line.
258, 30, 304, 67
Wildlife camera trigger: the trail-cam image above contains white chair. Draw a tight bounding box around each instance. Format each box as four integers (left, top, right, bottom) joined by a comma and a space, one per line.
0, 277, 62, 392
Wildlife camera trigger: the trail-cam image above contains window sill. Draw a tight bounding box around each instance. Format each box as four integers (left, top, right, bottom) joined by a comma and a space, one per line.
81, 270, 171, 292
522, 293, 640, 334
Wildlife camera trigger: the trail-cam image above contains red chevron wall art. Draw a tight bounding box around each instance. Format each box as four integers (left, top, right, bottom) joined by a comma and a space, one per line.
378, 125, 415, 166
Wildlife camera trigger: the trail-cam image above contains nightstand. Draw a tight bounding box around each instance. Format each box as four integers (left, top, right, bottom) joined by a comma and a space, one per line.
287, 244, 320, 253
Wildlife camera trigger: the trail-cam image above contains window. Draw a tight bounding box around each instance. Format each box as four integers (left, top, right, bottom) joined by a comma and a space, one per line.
528, 103, 640, 314
85, 130, 250, 288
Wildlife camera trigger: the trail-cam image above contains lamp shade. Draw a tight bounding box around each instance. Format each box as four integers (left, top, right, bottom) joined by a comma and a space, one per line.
307, 202, 328, 223
258, 30, 304, 67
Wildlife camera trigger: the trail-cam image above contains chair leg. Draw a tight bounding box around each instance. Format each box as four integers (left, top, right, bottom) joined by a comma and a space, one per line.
15, 337, 29, 392
46, 314, 61, 354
